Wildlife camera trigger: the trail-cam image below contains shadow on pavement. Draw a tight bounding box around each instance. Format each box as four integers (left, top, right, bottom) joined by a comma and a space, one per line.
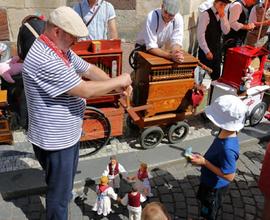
74, 177, 131, 220
242, 122, 270, 141
0, 158, 46, 220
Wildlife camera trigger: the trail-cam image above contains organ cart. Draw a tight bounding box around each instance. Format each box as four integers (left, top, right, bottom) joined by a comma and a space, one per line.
211, 45, 270, 126
72, 40, 124, 156
124, 51, 208, 149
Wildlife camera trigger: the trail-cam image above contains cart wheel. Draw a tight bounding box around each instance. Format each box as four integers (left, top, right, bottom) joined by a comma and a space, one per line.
140, 126, 164, 149
249, 102, 267, 127
126, 115, 139, 130
129, 49, 137, 70
168, 121, 189, 144
80, 106, 111, 157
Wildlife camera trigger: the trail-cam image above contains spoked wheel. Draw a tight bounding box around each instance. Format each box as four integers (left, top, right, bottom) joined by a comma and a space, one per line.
80, 106, 111, 157
129, 46, 142, 70
140, 126, 164, 149
249, 102, 267, 127
168, 121, 189, 144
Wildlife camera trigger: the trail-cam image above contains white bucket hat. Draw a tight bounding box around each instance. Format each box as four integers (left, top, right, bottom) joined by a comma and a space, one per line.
205, 95, 248, 131
48, 6, 88, 38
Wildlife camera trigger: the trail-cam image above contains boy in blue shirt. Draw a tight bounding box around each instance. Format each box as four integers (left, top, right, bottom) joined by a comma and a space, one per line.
191, 95, 248, 220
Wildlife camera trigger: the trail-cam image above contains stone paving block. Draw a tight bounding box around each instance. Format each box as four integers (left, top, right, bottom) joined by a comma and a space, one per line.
254, 195, 264, 203
251, 188, 262, 196
234, 208, 245, 217
222, 204, 233, 213
154, 177, 166, 186
164, 174, 175, 182
161, 194, 173, 203
236, 181, 249, 189
186, 198, 197, 206
183, 189, 196, 198
173, 193, 185, 202
245, 213, 255, 220
158, 186, 170, 195
175, 201, 186, 209
230, 190, 241, 198
232, 198, 244, 208
243, 196, 255, 205
245, 204, 256, 214
222, 213, 234, 220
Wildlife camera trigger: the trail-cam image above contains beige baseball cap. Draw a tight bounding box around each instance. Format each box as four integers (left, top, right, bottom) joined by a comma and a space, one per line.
48, 6, 88, 38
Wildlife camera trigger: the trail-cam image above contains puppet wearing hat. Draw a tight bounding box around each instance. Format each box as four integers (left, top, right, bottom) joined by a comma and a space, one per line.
102, 155, 127, 193
92, 176, 118, 216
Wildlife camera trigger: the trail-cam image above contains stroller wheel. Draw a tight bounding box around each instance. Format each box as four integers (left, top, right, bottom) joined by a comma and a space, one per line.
249, 102, 267, 126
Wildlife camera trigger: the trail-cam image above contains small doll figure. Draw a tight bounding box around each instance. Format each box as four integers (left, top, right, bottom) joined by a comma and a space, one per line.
92, 176, 118, 216
102, 155, 127, 193
121, 184, 146, 220
128, 163, 153, 197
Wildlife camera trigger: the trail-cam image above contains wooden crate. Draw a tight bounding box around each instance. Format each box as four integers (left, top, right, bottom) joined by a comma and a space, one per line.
80, 106, 124, 141
0, 90, 13, 144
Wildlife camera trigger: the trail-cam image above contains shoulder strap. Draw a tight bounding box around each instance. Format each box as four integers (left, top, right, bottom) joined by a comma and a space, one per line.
85, 0, 105, 27
24, 22, 40, 38
154, 10, 159, 33
79, 2, 83, 18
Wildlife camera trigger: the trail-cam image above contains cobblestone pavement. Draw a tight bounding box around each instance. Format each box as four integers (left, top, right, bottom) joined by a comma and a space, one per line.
0, 141, 267, 220
0, 114, 216, 173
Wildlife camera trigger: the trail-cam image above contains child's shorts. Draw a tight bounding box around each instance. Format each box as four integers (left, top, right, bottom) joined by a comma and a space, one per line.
197, 183, 229, 220
259, 144, 270, 198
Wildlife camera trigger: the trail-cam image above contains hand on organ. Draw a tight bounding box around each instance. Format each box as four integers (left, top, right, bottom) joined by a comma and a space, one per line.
171, 50, 184, 63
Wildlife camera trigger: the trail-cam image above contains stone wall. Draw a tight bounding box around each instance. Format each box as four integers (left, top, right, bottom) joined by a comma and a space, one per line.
0, 0, 205, 53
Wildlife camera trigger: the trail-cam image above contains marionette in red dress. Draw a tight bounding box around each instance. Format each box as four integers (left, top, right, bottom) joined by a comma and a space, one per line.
121, 184, 146, 220
127, 163, 153, 197
102, 155, 127, 193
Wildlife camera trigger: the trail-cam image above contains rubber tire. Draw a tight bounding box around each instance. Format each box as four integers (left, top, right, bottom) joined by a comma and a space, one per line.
140, 126, 164, 149
80, 106, 111, 157
249, 102, 267, 127
168, 121, 189, 144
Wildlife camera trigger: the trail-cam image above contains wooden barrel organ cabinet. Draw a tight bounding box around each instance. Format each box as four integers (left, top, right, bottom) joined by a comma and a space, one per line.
128, 51, 199, 149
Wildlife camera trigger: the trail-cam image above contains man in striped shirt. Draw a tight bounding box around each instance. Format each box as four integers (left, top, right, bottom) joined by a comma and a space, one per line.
22, 6, 131, 220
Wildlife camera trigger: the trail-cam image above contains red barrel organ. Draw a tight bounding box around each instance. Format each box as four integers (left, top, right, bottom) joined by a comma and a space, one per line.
72, 40, 124, 156
211, 46, 270, 126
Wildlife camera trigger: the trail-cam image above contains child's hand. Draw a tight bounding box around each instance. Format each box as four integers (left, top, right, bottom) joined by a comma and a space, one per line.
190, 154, 206, 166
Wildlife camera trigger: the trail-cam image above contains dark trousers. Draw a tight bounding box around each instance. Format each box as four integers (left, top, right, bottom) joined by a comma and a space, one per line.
197, 183, 229, 220
198, 48, 221, 81
33, 142, 80, 220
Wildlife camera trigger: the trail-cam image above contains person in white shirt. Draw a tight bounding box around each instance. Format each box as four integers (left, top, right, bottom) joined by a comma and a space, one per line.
246, 0, 270, 46
197, 0, 231, 81
198, 0, 215, 13
136, 0, 184, 63
121, 184, 146, 220
223, 0, 256, 48
102, 155, 127, 193
73, 0, 118, 40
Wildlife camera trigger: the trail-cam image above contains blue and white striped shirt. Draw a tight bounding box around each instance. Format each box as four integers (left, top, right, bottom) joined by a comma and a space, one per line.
22, 39, 90, 150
